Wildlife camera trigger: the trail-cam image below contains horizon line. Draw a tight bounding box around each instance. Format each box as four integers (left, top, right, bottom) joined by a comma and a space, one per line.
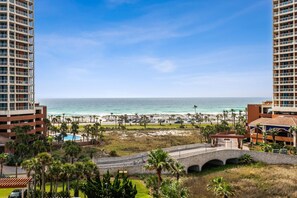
37, 96, 271, 100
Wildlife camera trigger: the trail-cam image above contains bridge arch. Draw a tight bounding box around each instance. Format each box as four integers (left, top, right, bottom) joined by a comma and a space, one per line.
201, 159, 224, 171
226, 158, 239, 164
187, 165, 200, 173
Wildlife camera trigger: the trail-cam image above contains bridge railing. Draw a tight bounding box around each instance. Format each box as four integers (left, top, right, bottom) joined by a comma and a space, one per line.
94, 143, 212, 164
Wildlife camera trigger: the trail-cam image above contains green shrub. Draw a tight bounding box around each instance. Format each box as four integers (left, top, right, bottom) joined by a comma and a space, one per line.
110, 150, 118, 157
238, 154, 253, 164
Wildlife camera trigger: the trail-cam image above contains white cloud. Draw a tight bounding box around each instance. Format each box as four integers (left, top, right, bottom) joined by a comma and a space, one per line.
142, 57, 176, 73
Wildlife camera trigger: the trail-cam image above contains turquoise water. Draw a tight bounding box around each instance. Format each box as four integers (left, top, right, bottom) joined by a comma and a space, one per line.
38, 97, 270, 116
63, 134, 81, 141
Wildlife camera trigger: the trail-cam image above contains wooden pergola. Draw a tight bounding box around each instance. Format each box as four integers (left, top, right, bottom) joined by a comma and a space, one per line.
210, 134, 245, 149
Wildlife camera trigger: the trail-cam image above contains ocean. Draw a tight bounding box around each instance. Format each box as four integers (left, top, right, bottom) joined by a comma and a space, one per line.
37, 97, 270, 116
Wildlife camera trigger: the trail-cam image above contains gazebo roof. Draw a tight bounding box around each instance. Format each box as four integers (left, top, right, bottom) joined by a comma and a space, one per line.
210, 133, 245, 139
249, 116, 297, 127
0, 178, 31, 188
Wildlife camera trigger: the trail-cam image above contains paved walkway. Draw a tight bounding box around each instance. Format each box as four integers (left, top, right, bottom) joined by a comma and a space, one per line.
2, 165, 26, 177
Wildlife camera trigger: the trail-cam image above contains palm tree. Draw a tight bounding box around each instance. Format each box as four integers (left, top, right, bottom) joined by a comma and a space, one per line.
230, 109, 236, 127
63, 142, 81, 163
21, 159, 35, 198
193, 105, 198, 114
289, 126, 297, 146
63, 163, 75, 194
207, 177, 235, 198
73, 162, 84, 197
30, 157, 41, 193
216, 114, 220, 125
255, 124, 261, 144
145, 149, 171, 190
60, 122, 68, 141
83, 160, 97, 180
47, 136, 54, 154
84, 124, 91, 141
169, 160, 185, 182
5, 141, 15, 153
0, 153, 8, 175
49, 160, 62, 196
71, 122, 79, 141
65, 118, 72, 126
267, 128, 280, 144
36, 152, 52, 198
32, 140, 46, 155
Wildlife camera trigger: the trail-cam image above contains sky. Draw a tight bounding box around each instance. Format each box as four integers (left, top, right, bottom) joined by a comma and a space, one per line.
35, 0, 272, 99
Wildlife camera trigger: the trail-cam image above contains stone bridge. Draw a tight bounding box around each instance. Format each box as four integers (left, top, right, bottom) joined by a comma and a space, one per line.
98, 149, 297, 175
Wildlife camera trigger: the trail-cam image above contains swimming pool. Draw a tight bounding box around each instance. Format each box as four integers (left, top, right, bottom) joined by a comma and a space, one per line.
55, 133, 81, 141
64, 134, 81, 141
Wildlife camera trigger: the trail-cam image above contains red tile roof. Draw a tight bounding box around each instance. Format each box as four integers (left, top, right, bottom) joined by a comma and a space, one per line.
0, 178, 31, 188
249, 116, 297, 127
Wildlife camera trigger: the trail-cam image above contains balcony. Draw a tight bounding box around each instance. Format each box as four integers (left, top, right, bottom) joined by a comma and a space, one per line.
0, 7, 7, 11
280, 24, 293, 30
279, 0, 294, 8
276, 88, 294, 92
279, 8, 294, 15
16, 89, 28, 93
15, 71, 28, 75
279, 16, 294, 22
0, 25, 7, 29
279, 41, 294, 45
15, 1, 27, 9
16, 10, 27, 17
279, 57, 294, 61
16, 98, 28, 102
16, 19, 28, 26
16, 27, 28, 34
280, 96, 294, 99
281, 104, 294, 107
16, 37, 28, 42
16, 54, 28, 59
0, 107, 8, 111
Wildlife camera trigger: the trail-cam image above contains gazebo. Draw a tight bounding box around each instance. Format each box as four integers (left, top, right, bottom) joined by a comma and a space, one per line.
210, 134, 246, 149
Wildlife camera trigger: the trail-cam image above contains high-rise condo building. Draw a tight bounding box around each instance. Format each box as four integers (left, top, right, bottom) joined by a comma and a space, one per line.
273, 0, 297, 115
0, 0, 46, 144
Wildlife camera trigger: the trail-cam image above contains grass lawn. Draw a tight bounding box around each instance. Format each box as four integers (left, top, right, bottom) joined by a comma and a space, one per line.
183, 163, 297, 198
0, 184, 77, 198
132, 179, 151, 198
0, 180, 150, 198
0, 188, 13, 198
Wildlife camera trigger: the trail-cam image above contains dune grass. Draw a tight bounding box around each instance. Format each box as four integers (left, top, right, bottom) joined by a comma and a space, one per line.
183, 163, 297, 198
96, 130, 202, 156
